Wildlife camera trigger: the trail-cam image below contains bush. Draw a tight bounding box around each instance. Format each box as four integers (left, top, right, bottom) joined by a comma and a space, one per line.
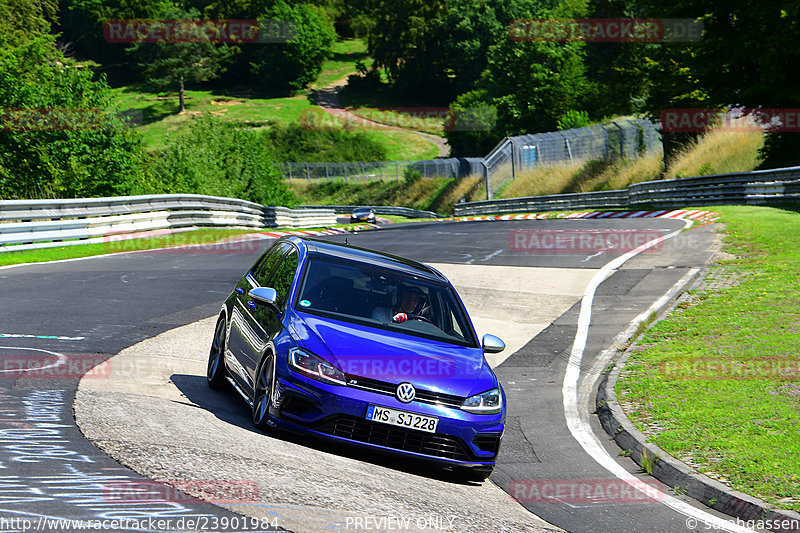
557, 110, 590, 130
148, 116, 294, 206
0, 38, 149, 199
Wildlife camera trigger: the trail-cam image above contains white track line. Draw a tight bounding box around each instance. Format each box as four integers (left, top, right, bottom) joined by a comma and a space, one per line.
561, 218, 754, 533
0, 346, 68, 373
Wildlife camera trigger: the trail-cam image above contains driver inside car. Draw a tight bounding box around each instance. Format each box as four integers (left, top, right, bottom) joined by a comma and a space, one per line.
371, 283, 428, 323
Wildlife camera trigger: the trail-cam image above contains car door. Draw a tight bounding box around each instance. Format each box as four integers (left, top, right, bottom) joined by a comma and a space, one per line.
241, 245, 300, 387
226, 242, 291, 390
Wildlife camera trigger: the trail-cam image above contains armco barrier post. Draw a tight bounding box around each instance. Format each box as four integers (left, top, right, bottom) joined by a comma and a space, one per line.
483, 161, 490, 200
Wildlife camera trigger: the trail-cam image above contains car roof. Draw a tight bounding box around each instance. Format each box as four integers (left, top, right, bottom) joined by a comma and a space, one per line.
286, 236, 447, 284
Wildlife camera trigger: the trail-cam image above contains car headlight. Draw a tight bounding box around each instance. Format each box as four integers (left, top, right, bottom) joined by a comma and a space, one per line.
288, 347, 346, 386
461, 388, 502, 414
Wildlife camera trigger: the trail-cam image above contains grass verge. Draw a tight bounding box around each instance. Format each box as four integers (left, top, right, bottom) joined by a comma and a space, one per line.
616, 205, 800, 512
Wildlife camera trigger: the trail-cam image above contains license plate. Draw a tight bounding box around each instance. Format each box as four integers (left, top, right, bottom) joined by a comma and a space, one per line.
366, 405, 439, 433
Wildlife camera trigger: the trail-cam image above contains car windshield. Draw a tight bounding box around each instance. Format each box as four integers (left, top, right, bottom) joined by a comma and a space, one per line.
296, 258, 477, 347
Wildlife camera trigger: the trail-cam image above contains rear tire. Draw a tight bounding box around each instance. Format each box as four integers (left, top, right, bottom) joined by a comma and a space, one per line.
207, 318, 228, 390
252, 354, 275, 431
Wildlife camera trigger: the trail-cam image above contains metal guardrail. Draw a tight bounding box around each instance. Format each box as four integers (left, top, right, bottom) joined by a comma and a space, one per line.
454, 166, 800, 216
298, 205, 442, 219
0, 194, 337, 252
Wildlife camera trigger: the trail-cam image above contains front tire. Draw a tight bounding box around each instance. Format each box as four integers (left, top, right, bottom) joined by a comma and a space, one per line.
207, 318, 228, 390
252, 354, 275, 431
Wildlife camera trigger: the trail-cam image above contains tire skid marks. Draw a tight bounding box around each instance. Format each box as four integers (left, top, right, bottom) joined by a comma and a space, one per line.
0, 390, 214, 526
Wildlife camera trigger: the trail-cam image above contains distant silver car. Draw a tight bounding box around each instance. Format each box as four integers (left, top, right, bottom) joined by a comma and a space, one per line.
351, 207, 377, 224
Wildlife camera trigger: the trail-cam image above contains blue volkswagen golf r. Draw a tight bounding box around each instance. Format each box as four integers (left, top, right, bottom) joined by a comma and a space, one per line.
207, 235, 507, 480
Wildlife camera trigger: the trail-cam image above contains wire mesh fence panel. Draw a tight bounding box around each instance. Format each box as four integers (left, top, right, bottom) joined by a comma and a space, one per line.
278, 119, 662, 199
484, 119, 662, 198
280, 161, 413, 182
279, 158, 486, 182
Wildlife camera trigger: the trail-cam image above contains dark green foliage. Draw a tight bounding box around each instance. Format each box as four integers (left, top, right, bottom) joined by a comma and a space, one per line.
638, 0, 800, 166
0, 39, 148, 199
581, 0, 652, 118
264, 123, 387, 162
244, 1, 336, 93
148, 115, 294, 206
0, 0, 58, 48
367, 0, 559, 101
758, 133, 800, 171
403, 167, 421, 183
444, 90, 500, 157
59, 0, 173, 63
482, 38, 589, 136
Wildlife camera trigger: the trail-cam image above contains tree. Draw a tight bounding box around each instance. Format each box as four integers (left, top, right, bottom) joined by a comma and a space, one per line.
126, 6, 234, 112
243, 1, 336, 93
365, 0, 560, 101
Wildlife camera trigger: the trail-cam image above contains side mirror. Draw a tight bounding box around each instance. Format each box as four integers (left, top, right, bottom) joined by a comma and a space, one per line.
482, 334, 505, 354
249, 287, 278, 308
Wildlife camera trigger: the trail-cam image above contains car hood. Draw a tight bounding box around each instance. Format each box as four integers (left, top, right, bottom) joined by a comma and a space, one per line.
288, 311, 494, 398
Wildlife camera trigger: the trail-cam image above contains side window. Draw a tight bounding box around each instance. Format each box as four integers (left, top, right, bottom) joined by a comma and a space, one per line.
269, 248, 299, 310
251, 242, 291, 287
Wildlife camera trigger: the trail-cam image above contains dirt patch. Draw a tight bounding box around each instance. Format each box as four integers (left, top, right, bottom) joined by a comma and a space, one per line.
211, 99, 245, 105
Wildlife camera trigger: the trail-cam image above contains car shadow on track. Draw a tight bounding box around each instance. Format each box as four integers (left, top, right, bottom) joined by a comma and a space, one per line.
170, 373, 482, 486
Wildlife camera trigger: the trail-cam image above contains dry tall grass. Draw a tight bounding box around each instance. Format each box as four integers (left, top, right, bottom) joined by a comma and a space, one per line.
499, 163, 579, 198
496, 128, 763, 199
579, 151, 663, 191
429, 175, 484, 213
498, 152, 663, 199
664, 129, 764, 179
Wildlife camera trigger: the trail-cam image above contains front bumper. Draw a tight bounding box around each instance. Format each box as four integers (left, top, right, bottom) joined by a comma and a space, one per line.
269, 373, 504, 467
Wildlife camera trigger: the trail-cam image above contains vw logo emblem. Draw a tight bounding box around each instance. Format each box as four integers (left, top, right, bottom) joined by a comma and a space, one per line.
396, 382, 416, 403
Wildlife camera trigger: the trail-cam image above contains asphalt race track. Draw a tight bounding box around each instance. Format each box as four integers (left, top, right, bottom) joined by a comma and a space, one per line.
0, 217, 747, 533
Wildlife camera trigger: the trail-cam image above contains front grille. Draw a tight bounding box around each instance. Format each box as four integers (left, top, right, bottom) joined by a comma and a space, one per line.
317, 415, 472, 461
345, 375, 464, 408
415, 389, 464, 408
